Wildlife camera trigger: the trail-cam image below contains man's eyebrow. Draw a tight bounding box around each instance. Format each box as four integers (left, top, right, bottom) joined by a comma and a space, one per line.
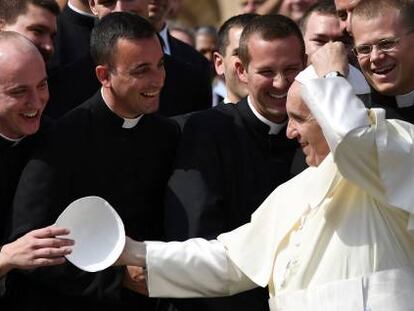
28, 24, 49, 29
310, 33, 331, 40
39, 77, 48, 84
130, 62, 150, 71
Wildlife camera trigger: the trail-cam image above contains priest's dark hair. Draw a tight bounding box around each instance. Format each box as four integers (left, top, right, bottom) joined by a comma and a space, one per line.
299, 0, 336, 35
217, 13, 258, 56
0, 0, 59, 24
238, 14, 305, 68
90, 12, 157, 67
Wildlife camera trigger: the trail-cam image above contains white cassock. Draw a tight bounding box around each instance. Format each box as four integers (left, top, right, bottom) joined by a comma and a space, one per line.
144, 75, 414, 311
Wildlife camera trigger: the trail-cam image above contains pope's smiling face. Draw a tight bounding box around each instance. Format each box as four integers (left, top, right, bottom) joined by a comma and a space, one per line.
286, 81, 329, 167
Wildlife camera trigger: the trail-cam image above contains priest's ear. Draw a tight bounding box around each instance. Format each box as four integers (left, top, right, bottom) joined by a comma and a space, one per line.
235, 58, 248, 84
95, 65, 111, 88
214, 51, 225, 77
88, 0, 99, 17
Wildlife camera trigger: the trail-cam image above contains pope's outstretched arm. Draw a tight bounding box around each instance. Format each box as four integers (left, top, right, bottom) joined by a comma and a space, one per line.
116, 237, 257, 298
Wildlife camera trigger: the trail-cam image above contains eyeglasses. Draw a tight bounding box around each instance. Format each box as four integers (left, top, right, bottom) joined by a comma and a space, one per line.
352, 29, 414, 57
352, 37, 401, 57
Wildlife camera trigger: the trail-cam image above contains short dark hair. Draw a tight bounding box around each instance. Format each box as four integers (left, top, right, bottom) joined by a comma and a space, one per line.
238, 14, 305, 67
0, 0, 59, 24
352, 0, 414, 32
217, 13, 258, 56
90, 12, 158, 67
299, 0, 337, 34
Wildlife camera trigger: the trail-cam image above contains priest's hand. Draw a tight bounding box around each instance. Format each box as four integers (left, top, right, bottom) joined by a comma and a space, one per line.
123, 265, 148, 296
0, 226, 73, 277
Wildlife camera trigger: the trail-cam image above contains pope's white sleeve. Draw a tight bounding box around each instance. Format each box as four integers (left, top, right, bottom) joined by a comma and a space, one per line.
301, 77, 414, 217
145, 238, 258, 298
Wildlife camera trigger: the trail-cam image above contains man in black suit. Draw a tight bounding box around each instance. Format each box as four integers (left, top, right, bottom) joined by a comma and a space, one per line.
0, 32, 74, 304
147, 0, 213, 108
212, 14, 257, 105
45, 0, 211, 119
8, 13, 179, 311
165, 14, 306, 311
148, 0, 212, 72
47, 0, 95, 70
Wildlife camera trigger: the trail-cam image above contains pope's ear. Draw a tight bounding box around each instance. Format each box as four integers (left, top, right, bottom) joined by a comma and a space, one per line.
95, 65, 111, 88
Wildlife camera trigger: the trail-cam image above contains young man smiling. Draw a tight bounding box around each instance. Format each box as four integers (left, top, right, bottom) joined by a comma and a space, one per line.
8, 12, 179, 311
0, 0, 59, 62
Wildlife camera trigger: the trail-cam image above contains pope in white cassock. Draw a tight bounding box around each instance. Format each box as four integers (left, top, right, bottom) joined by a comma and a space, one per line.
116, 60, 414, 310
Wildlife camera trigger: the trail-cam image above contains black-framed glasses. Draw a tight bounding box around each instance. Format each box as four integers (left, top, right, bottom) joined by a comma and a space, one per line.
352, 37, 401, 57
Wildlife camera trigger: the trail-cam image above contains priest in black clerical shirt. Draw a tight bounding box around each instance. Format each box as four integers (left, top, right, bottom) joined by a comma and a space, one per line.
164, 15, 307, 311
8, 13, 179, 311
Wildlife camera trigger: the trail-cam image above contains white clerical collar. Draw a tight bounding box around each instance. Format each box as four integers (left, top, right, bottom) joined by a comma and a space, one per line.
159, 23, 171, 55
68, 1, 95, 18
0, 131, 23, 146
247, 97, 286, 135
396, 88, 414, 108
223, 97, 232, 104
101, 88, 143, 128
122, 116, 142, 129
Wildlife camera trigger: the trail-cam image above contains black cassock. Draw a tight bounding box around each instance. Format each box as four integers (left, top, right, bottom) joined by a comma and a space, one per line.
6, 91, 179, 311
0, 119, 51, 245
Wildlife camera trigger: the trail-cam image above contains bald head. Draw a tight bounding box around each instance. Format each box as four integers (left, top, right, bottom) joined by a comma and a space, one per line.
0, 31, 48, 139
0, 31, 44, 64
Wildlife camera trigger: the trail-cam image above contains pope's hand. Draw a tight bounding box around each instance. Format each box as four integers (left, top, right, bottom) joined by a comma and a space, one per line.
310, 41, 349, 78
123, 265, 148, 296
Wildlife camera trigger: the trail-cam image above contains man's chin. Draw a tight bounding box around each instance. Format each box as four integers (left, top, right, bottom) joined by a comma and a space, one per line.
371, 81, 400, 96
